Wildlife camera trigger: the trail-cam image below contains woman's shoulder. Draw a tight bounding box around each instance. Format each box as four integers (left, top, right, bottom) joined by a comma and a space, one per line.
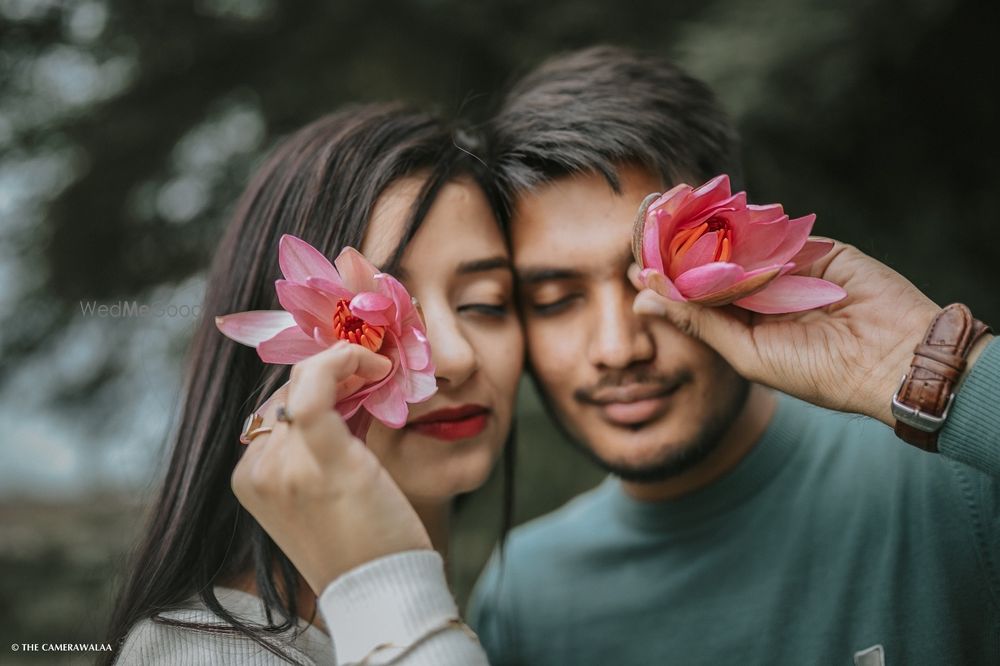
114, 588, 332, 665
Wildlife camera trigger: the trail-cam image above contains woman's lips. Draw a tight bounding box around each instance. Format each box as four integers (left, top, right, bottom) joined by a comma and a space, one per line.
407, 404, 490, 441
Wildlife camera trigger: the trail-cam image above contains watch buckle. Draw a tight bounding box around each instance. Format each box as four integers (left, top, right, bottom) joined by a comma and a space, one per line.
891, 374, 955, 433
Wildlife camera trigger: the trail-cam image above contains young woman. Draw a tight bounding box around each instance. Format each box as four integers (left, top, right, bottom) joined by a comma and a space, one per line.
103, 104, 520, 665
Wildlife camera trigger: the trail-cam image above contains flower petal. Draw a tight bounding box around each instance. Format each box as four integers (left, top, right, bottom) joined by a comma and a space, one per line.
787, 239, 834, 272
690, 265, 785, 306
733, 275, 847, 314
731, 214, 789, 268
404, 368, 438, 403
673, 262, 746, 300
275, 280, 337, 334
640, 269, 685, 301
278, 234, 342, 284
257, 325, 326, 364
334, 247, 380, 293
303, 276, 355, 301
646, 182, 693, 219
765, 214, 816, 267
674, 231, 721, 275
641, 210, 666, 273
362, 380, 409, 428
377, 273, 423, 335
691, 174, 732, 204
350, 291, 397, 327
215, 310, 296, 346
400, 327, 432, 371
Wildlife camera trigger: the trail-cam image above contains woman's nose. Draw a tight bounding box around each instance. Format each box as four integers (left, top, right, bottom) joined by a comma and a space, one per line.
424, 306, 478, 388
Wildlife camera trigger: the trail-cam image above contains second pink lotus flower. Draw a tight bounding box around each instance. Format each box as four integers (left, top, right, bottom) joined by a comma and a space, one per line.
215, 235, 436, 429
632, 175, 846, 314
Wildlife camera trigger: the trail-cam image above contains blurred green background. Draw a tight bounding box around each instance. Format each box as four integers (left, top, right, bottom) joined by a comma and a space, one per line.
1, 0, 997, 662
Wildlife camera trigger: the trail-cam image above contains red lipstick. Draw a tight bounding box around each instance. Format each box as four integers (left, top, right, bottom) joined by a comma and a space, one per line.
408, 404, 490, 441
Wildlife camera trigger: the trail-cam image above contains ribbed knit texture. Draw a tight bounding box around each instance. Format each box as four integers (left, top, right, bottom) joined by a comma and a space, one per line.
115, 551, 487, 665
470, 387, 1000, 665
320, 549, 488, 665
940, 337, 1000, 475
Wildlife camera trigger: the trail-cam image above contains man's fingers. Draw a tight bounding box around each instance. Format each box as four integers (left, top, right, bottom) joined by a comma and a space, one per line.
633, 289, 672, 317
634, 290, 754, 369
627, 263, 644, 292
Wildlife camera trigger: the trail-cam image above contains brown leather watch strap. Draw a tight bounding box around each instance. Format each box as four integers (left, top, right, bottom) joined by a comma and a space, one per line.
892, 303, 991, 452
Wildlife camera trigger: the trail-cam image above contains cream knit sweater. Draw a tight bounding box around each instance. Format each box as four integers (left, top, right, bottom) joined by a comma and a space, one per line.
115, 550, 488, 665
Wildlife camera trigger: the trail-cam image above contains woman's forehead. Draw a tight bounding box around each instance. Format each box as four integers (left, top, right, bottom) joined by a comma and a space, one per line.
361, 175, 427, 266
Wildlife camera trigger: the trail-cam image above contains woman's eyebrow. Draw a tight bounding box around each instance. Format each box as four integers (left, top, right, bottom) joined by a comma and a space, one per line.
456, 256, 512, 275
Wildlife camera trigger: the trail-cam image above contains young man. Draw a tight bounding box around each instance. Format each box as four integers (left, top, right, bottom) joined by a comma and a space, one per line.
469, 46, 1000, 665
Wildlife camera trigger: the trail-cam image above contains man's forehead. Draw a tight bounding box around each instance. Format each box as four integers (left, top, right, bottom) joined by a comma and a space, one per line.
509, 172, 643, 276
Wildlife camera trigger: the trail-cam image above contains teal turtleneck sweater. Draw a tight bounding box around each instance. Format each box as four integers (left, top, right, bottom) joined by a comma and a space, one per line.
469, 338, 1000, 665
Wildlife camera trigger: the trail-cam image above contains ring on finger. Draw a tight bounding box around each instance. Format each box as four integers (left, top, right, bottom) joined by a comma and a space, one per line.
239, 412, 272, 445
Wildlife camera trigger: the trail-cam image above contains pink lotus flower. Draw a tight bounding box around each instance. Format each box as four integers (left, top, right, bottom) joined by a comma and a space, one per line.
216, 234, 436, 430
632, 175, 846, 314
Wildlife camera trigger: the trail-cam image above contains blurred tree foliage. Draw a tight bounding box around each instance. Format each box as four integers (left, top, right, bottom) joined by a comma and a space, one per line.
0, 0, 998, 647
4, 0, 995, 367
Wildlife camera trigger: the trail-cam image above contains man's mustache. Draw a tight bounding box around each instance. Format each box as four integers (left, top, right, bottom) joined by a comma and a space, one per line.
574, 367, 691, 405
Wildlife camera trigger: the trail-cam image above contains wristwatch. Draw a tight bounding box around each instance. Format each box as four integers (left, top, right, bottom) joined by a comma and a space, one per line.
891, 303, 991, 452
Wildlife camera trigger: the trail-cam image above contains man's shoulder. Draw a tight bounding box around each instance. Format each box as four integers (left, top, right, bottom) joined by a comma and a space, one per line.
778, 395, 977, 513
468, 480, 617, 652
473, 479, 619, 602
506, 480, 617, 559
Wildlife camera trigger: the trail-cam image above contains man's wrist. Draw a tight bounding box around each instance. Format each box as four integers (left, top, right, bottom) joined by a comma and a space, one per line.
963, 333, 995, 382
871, 306, 940, 427
888, 304, 992, 451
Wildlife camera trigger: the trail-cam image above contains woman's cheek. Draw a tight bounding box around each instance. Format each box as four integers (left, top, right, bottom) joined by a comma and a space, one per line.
475, 322, 523, 416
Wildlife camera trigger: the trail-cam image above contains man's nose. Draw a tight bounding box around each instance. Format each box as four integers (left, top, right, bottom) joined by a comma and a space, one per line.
587, 283, 654, 370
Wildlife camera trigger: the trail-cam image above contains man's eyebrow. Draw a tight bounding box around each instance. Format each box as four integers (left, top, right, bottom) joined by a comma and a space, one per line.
517, 247, 634, 285
516, 266, 585, 285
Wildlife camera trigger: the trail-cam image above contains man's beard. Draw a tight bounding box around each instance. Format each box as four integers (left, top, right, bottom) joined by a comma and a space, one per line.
530, 364, 751, 484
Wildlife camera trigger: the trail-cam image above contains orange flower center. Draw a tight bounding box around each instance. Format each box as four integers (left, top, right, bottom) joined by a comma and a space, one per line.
332, 299, 386, 352
666, 216, 733, 277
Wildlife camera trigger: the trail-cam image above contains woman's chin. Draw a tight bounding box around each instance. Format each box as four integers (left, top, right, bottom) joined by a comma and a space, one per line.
395, 449, 500, 503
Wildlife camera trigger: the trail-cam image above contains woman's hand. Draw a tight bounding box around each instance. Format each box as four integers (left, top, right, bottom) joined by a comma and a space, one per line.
231, 342, 433, 595
632, 240, 948, 426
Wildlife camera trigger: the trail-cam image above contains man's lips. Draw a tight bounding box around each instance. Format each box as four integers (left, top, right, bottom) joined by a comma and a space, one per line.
407, 404, 491, 441
586, 383, 677, 405
582, 382, 682, 426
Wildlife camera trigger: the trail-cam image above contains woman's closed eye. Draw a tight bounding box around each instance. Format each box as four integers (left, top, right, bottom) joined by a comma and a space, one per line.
458, 301, 511, 318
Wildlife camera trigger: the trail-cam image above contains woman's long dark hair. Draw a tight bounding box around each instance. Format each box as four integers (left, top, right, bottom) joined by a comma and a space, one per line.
100, 103, 516, 665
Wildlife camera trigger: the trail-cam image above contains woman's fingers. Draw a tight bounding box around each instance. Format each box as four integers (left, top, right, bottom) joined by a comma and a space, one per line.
286, 342, 391, 423
234, 343, 390, 482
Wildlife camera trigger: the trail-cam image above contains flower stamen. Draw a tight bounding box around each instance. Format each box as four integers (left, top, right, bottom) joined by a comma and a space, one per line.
332, 299, 385, 352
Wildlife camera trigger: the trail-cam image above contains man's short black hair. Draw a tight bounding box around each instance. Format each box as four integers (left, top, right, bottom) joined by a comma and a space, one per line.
492, 45, 742, 198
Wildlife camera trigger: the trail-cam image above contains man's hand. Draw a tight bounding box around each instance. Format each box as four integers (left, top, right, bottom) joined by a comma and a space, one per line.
632, 240, 965, 426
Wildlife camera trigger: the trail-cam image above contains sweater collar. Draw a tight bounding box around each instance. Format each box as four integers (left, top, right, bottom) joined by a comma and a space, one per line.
211, 586, 333, 664
605, 392, 805, 533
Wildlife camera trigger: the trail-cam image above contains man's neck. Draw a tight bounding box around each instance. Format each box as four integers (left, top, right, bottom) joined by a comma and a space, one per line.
622, 384, 777, 503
